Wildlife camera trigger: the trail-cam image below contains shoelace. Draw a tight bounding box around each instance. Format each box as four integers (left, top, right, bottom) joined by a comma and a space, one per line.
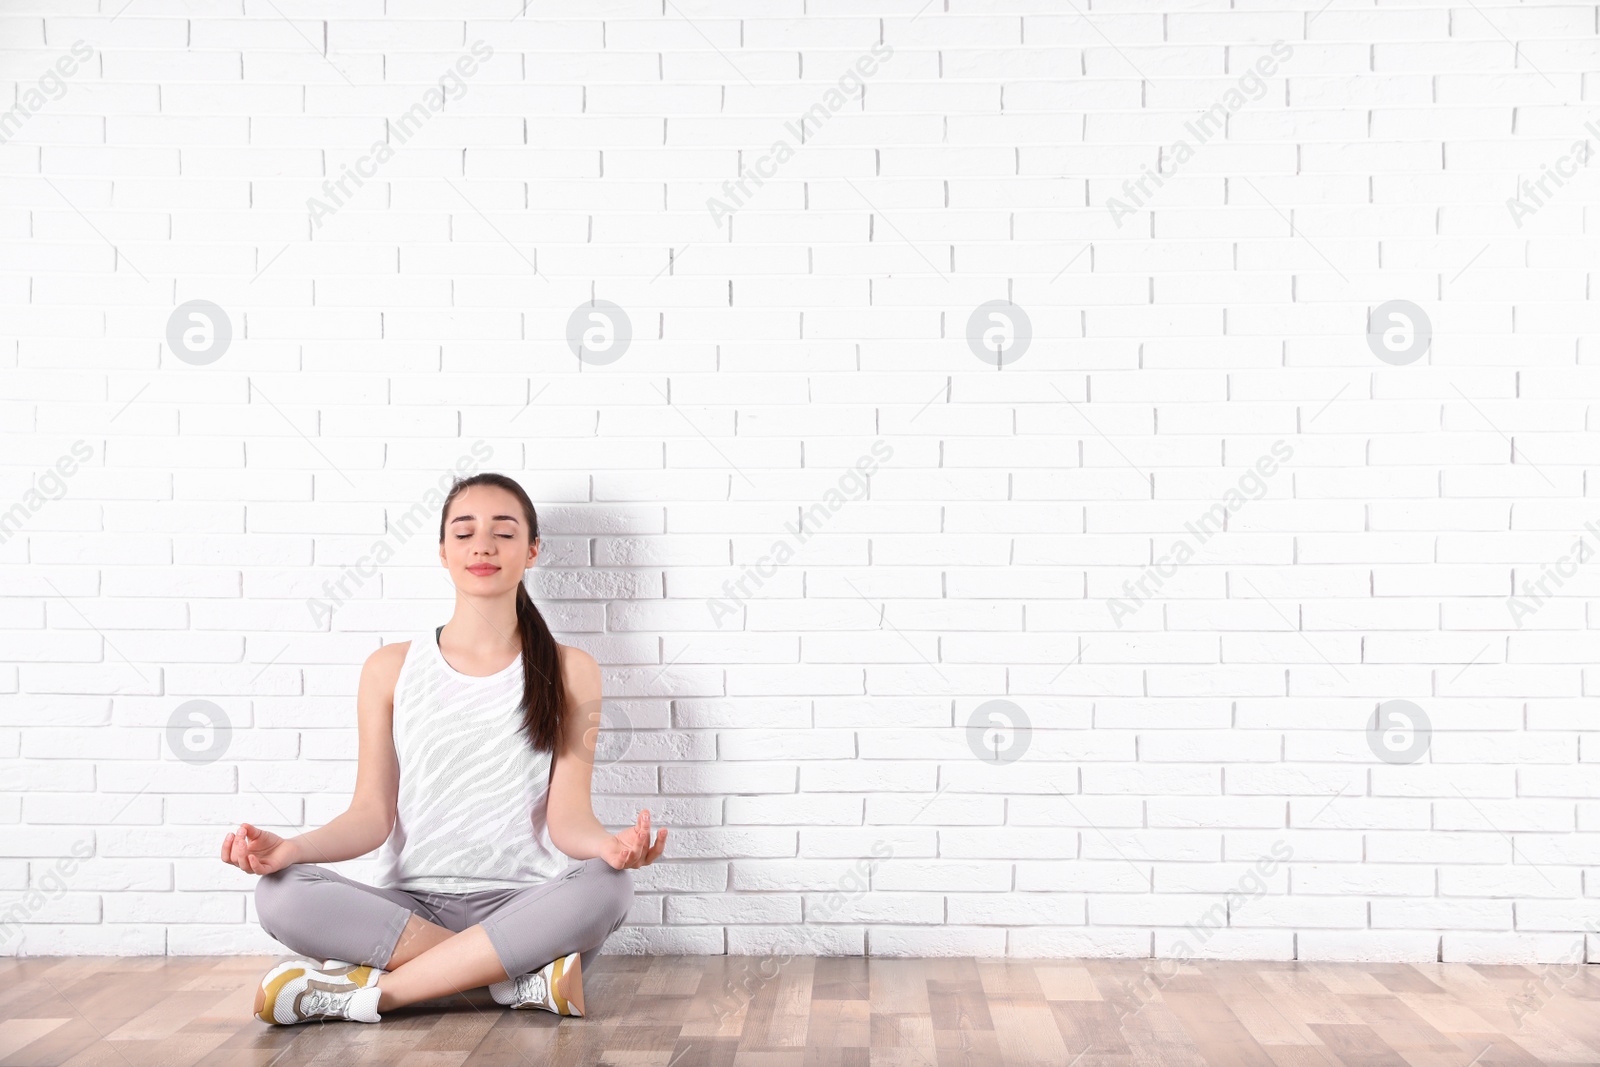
515, 971, 550, 1006
302, 987, 351, 1018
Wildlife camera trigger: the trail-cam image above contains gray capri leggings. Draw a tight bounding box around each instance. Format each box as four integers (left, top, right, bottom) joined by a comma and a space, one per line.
253, 856, 635, 982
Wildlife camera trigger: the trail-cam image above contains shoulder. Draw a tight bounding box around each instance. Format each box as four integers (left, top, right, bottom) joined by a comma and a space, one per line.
369, 638, 412, 670
554, 644, 601, 748
362, 639, 413, 691
556, 642, 600, 700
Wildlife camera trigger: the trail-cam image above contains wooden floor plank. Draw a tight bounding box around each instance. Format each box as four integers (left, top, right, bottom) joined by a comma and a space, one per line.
1160, 975, 1279, 1067
1305, 1021, 1410, 1067
0, 955, 1596, 1066
1227, 972, 1320, 1049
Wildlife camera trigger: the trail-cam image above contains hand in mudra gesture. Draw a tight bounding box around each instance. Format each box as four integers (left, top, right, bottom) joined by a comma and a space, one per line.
602, 808, 666, 870
220, 822, 298, 876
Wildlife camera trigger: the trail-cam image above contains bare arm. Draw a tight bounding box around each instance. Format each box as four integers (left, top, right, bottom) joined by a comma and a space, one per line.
546, 646, 666, 868
284, 641, 405, 866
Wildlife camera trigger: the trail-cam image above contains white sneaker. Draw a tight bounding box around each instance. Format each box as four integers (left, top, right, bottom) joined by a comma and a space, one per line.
489, 950, 585, 1016
254, 959, 383, 1025
320, 959, 385, 987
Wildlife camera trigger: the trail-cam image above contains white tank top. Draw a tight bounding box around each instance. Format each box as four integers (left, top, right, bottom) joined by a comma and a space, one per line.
374, 628, 570, 893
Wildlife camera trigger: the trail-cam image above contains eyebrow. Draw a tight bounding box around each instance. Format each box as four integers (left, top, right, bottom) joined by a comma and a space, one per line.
449, 514, 520, 524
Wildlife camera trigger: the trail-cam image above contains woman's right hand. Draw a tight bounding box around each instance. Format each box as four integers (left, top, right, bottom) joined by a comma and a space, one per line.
220, 822, 298, 876
601, 808, 667, 871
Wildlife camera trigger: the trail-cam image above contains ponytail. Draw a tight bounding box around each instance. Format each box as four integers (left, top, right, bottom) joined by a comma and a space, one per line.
513, 576, 566, 753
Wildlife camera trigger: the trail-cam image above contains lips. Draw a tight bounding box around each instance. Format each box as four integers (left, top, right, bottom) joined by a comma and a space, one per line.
467, 564, 500, 576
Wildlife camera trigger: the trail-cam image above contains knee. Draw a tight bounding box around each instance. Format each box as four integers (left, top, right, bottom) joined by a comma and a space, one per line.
584, 858, 634, 930
253, 866, 303, 936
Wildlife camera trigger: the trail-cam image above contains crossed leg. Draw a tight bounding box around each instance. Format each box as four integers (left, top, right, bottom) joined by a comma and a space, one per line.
378, 916, 508, 1012
255, 858, 636, 1014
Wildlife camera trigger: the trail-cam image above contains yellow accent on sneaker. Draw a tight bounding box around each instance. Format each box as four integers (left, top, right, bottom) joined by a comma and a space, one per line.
552, 952, 584, 1016
550, 955, 570, 1015
490, 951, 585, 1017
255, 962, 307, 1024
320, 960, 383, 987
254, 959, 382, 1025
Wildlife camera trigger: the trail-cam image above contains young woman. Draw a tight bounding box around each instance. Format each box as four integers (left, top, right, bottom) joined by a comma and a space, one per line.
223, 473, 666, 1025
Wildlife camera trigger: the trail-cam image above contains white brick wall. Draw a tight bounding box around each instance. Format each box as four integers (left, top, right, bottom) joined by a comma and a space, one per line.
2, 0, 1598, 967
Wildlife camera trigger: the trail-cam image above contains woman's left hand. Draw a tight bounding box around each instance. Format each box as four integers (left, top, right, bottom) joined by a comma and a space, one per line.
602, 808, 667, 870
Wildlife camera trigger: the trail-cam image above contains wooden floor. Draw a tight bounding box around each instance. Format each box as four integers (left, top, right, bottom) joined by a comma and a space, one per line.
2, 954, 1599, 1066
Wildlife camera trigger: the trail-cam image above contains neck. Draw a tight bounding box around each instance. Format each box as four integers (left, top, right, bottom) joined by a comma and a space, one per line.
443, 594, 522, 655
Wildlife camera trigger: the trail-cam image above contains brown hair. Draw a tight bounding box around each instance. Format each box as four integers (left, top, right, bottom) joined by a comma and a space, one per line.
437, 472, 566, 754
